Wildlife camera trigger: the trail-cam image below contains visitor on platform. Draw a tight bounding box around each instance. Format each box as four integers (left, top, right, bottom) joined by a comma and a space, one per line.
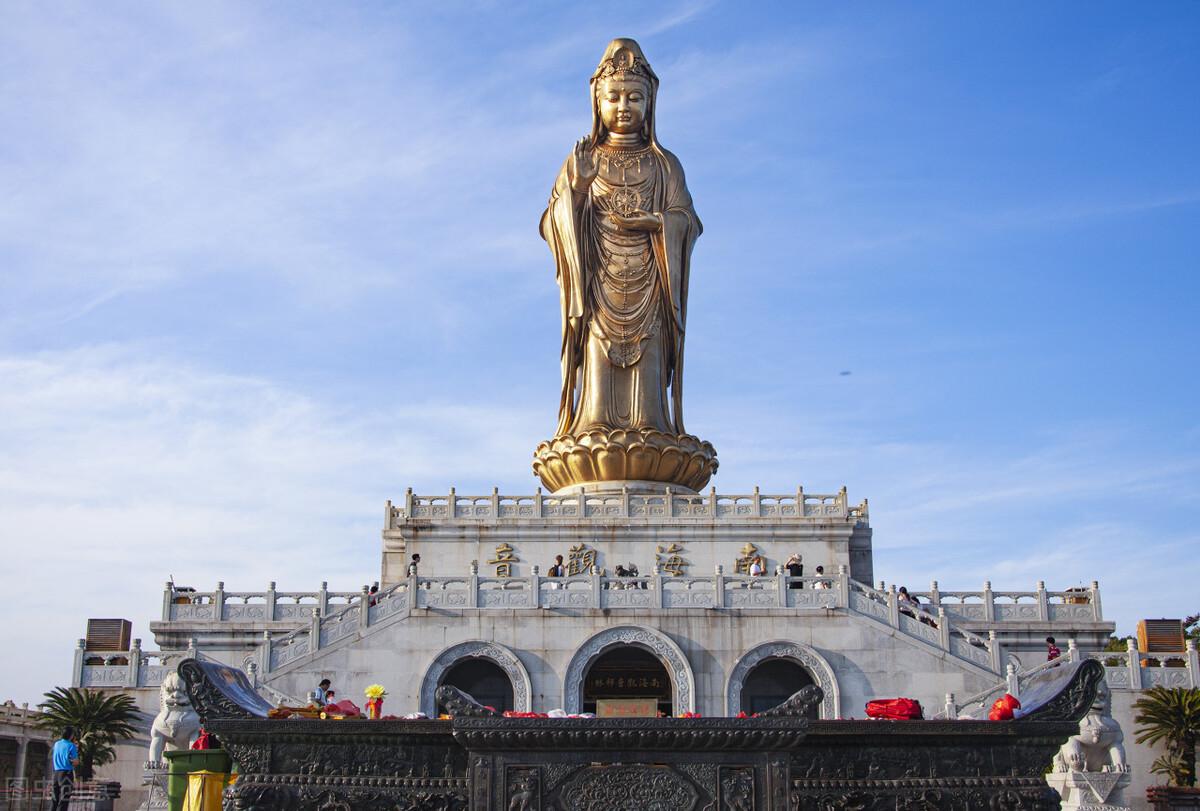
408, 553, 420, 576
1046, 636, 1061, 661
786, 554, 803, 589
548, 555, 565, 577
324, 689, 337, 705
316, 679, 331, 706
898, 586, 918, 617
749, 556, 764, 577
368, 583, 379, 606
50, 726, 79, 811
813, 566, 830, 589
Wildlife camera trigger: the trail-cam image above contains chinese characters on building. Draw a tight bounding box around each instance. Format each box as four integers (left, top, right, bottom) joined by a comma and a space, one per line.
655, 543, 688, 576
487, 543, 519, 577
567, 543, 597, 576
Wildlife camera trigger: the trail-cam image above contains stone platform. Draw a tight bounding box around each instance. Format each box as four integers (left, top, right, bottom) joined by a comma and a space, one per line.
181, 657, 1105, 810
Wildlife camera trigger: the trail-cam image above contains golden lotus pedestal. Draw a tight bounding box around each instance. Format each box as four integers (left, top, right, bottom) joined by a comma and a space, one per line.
532, 428, 718, 494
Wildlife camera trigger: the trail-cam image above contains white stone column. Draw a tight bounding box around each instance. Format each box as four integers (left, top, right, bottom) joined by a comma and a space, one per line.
1125, 639, 1142, 689
1186, 639, 1198, 688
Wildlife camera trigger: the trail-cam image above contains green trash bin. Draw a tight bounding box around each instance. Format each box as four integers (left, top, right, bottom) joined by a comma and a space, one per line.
164, 750, 232, 811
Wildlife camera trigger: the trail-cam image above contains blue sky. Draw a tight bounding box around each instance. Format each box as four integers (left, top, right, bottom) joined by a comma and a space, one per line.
2, 2, 1198, 704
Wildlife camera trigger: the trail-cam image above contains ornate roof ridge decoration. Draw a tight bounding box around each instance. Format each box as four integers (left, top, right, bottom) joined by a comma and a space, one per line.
450, 716, 812, 752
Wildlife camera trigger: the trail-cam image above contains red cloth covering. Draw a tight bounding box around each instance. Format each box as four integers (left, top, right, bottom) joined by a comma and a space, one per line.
190, 729, 213, 750
325, 699, 362, 717
865, 698, 924, 720
988, 694, 1021, 721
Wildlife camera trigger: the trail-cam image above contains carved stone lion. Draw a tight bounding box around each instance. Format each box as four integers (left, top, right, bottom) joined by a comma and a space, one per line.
1052, 679, 1127, 773
148, 672, 201, 764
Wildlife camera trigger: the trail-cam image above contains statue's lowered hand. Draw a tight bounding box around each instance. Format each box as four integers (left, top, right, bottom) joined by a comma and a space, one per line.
609, 209, 661, 232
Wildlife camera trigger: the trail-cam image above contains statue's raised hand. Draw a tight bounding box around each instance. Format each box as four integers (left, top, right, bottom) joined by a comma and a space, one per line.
568, 137, 598, 193
608, 209, 661, 233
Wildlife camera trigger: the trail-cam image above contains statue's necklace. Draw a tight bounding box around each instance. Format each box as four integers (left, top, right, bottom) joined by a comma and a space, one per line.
600, 143, 651, 216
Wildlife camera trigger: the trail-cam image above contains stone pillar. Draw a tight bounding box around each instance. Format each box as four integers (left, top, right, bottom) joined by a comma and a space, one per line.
928, 580, 940, 607
72, 638, 86, 688
319, 581, 330, 616
1125, 639, 1141, 689
359, 586, 371, 630
467, 562, 479, 609
1006, 663, 1020, 699
1066, 639, 1078, 663
128, 638, 142, 687
266, 581, 277, 622
982, 580, 995, 622
1186, 639, 1199, 688
162, 581, 175, 621
1089, 580, 1103, 620
836, 565, 849, 609
214, 581, 226, 621
529, 566, 541, 609
943, 693, 956, 720
1036, 580, 1049, 621
775, 566, 787, 607
988, 631, 1002, 673
260, 630, 273, 674
15, 735, 27, 785
309, 608, 322, 653
714, 565, 725, 609
886, 585, 899, 627
937, 608, 950, 650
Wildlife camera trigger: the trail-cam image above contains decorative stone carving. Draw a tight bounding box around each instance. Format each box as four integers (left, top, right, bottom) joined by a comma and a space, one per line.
562, 625, 695, 714
419, 641, 532, 718
147, 672, 200, 764
1047, 680, 1130, 810
725, 642, 840, 719
558, 764, 698, 811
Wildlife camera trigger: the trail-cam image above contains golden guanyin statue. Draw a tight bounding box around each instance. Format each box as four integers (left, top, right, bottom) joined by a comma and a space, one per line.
533, 38, 718, 493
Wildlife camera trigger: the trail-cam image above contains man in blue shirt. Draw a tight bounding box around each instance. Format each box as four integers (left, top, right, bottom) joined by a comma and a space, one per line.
50, 727, 79, 811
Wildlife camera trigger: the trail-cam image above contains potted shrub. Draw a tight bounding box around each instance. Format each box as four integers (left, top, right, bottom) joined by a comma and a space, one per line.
1135, 686, 1200, 809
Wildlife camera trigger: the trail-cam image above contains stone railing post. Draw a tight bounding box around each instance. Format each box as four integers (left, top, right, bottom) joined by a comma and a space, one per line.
776, 565, 787, 606
162, 581, 174, 621
491, 486, 500, 518
448, 486, 457, 518
310, 608, 322, 654
665, 486, 675, 518
621, 484, 630, 517
72, 639, 86, 688
261, 630, 273, 674
1067, 639, 1079, 663
988, 631, 1002, 673
753, 486, 762, 517
534, 487, 543, 517
654, 571, 665, 609
590, 566, 602, 608
1090, 580, 1103, 620
266, 582, 277, 622
409, 570, 420, 609
128, 638, 142, 687
578, 488, 587, 517
886, 585, 900, 627
836, 565, 849, 609
247, 661, 259, 688
797, 485, 805, 516
405, 487, 414, 517
1126, 639, 1142, 689
837, 485, 847, 515
928, 580, 940, 607
319, 581, 329, 616
186, 637, 198, 661
943, 693, 957, 720
214, 581, 226, 622
982, 580, 995, 622
708, 486, 717, 517
529, 566, 541, 609
1036, 580, 1049, 621
468, 561, 479, 609
937, 609, 950, 650
714, 565, 725, 609
384, 499, 394, 532
1006, 663, 1020, 699
1186, 640, 1199, 689
359, 586, 371, 630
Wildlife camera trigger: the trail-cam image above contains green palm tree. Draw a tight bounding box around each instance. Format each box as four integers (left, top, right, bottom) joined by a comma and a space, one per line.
1134, 686, 1200, 787
36, 687, 140, 780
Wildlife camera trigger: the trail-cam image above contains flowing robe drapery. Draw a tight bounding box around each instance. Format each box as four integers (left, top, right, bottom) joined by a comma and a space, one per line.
541, 146, 701, 438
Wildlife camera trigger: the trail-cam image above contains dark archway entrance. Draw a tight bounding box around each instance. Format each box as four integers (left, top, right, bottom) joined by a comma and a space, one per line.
739, 658, 817, 717
582, 645, 672, 717
438, 658, 514, 714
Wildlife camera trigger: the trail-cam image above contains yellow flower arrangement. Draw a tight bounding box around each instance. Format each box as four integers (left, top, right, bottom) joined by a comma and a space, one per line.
365, 684, 388, 699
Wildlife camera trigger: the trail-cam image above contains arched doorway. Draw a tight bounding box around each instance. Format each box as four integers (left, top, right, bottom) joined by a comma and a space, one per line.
739, 658, 816, 717
437, 658, 514, 714
725, 641, 840, 719
583, 645, 672, 717
563, 625, 696, 715
418, 641, 533, 717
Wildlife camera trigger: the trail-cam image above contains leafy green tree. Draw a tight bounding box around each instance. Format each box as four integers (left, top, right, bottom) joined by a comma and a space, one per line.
1134, 686, 1200, 787
36, 687, 140, 780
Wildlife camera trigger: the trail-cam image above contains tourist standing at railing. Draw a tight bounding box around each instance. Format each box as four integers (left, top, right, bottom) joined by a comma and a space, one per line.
50, 726, 79, 811
786, 554, 803, 589
813, 566, 831, 589
548, 555, 565, 578
749, 556, 765, 577
316, 679, 331, 706
1046, 636, 1061, 661
898, 587, 918, 616
408, 553, 420, 576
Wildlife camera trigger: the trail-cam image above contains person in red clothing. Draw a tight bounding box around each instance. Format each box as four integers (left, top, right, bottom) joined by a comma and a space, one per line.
1046, 636, 1062, 661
